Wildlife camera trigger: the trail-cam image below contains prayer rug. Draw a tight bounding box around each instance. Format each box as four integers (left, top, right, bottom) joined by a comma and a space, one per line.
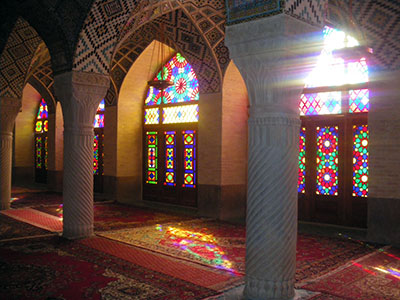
11, 190, 109, 209
0, 214, 51, 241
11, 191, 64, 208
98, 219, 376, 282
1, 208, 63, 232
0, 236, 220, 300
35, 203, 194, 231
302, 247, 400, 300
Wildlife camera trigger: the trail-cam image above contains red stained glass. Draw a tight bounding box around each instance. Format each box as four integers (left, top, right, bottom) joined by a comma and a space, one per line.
316, 126, 339, 196
298, 127, 306, 193
353, 125, 369, 197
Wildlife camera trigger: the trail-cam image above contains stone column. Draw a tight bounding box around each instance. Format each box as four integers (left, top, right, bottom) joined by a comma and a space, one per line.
225, 15, 321, 299
0, 97, 21, 209
54, 71, 109, 239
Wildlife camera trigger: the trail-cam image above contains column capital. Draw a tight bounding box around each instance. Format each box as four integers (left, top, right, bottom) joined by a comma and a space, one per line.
0, 97, 22, 134
225, 14, 323, 114
54, 71, 110, 131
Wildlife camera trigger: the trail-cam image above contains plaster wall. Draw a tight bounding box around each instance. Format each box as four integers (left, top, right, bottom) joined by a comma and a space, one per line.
14, 83, 40, 183
368, 68, 400, 246
116, 41, 172, 203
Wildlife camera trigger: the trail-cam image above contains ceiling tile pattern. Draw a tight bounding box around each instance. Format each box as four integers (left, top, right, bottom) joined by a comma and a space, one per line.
0, 18, 42, 98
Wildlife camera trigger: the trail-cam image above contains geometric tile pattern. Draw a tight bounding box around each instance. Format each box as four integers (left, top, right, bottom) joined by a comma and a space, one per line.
110, 9, 221, 96
349, 0, 400, 70
285, 0, 327, 26
73, 0, 228, 79
0, 18, 42, 98
226, 0, 283, 25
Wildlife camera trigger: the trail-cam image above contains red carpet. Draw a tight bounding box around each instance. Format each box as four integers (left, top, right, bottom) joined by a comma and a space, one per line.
0, 214, 52, 240
35, 203, 193, 231
1, 208, 63, 232
0, 236, 218, 299
302, 247, 400, 300
98, 218, 375, 282
81, 237, 243, 291
11, 191, 63, 208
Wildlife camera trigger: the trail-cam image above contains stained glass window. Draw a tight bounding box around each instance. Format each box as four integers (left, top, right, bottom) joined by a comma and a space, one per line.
35, 99, 48, 173
94, 99, 105, 128
316, 126, 339, 196
35, 137, 42, 169
163, 104, 199, 124
298, 127, 306, 193
145, 52, 199, 106
146, 132, 158, 184
144, 108, 160, 125
300, 26, 369, 116
37, 98, 48, 119
183, 130, 196, 188
164, 131, 176, 186
353, 125, 369, 197
93, 134, 100, 175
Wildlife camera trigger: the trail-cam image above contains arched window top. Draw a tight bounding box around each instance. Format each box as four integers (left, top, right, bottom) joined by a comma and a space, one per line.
145, 52, 199, 106
36, 98, 48, 120
300, 26, 369, 116
35, 98, 48, 133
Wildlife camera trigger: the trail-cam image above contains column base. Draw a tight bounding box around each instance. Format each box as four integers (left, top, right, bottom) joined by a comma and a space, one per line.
63, 223, 94, 239
244, 276, 295, 300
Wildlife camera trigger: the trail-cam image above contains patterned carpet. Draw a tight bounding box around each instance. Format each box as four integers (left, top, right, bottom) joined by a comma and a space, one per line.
303, 247, 400, 300
98, 218, 376, 283
0, 214, 51, 241
0, 236, 219, 300
1, 208, 63, 232
35, 203, 194, 231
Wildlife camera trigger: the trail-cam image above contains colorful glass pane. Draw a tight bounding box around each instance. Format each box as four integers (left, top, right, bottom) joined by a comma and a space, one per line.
93, 134, 99, 175
183, 130, 196, 188
35, 120, 43, 133
300, 92, 341, 116
144, 108, 159, 125
349, 89, 369, 113
97, 99, 105, 113
347, 58, 369, 84
353, 125, 369, 197
43, 120, 48, 132
301, 26, 369, 115
298, 127, 306, 193
316, 126, 339, 196
35, 136, 42, 169
36, 98, 48, 119
45, 137, 48, 170
163, 104, 199, 124
94, 114, 104, 128
145, 53, 199, 106
164, 131, 176, 186
146, 132, 158, 184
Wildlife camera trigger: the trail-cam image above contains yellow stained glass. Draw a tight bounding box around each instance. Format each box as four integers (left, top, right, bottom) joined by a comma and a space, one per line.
163, 104, 199, 124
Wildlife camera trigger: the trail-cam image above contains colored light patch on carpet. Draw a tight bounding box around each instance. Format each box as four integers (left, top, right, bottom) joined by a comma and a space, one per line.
1, 208, 62, 232
302, 247, 400, 300
98, 219, 246, 274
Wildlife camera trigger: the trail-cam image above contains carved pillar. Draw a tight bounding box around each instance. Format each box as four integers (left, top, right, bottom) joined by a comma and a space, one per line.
54, 71, 109, 239
226, 15, 321, 299
0, 97, 21, 209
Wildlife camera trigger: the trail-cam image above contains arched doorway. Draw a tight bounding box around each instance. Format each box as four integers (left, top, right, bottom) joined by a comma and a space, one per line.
143, 52, 199, 207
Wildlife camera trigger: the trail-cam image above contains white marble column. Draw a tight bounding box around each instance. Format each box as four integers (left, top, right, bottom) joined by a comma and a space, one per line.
226, 15, 321, 299
54, 71, 109, 239
0, 97, 21, 209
